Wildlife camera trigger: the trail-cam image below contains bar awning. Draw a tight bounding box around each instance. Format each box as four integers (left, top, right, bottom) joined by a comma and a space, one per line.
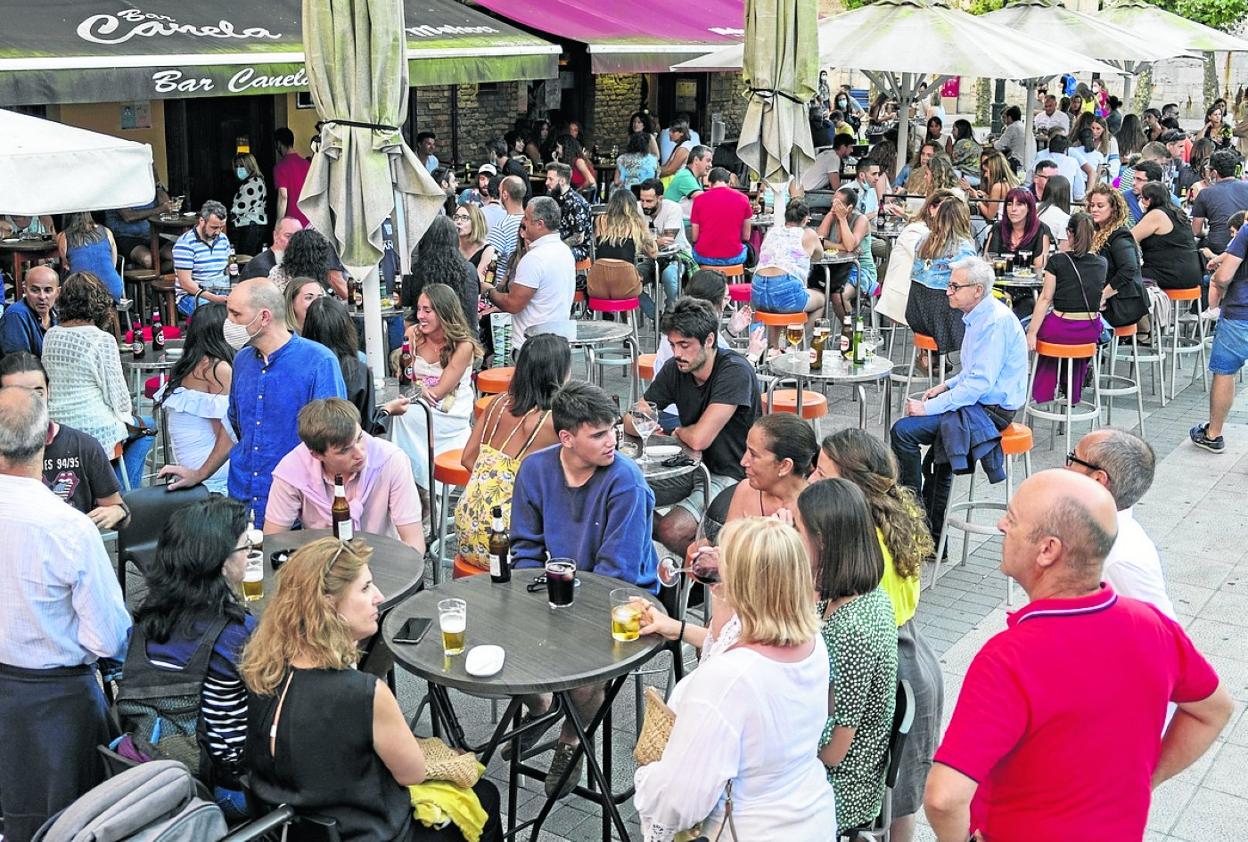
0, 0, 560, 106
470, 0, 743, 73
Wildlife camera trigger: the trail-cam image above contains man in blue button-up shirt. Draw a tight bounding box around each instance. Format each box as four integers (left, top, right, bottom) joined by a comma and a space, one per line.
891, 256, 1028, 532
161, 278, 345, 525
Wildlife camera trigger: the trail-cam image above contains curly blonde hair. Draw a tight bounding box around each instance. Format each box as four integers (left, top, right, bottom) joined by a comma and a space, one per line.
240, 537, 373, 695
1088, 184, 1129, 254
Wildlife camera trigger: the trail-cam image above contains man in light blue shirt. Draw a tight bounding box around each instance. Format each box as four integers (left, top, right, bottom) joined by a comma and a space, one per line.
891, 256, 1028, 530
1032, 134, 1087, 202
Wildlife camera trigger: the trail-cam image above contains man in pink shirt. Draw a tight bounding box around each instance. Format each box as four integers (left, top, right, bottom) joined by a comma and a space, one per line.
925, 469, 1232, 842
273, 127, 311, 227
264, 399, 425, 552
690, 167, 753, 267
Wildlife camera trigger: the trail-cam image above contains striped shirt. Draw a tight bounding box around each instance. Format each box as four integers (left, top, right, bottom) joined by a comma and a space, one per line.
487, 211, 524, 284
0, 475, 130, 669
172, 228, 232, 301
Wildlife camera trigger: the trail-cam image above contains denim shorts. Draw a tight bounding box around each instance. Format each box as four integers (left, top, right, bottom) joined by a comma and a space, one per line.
692, 245, 748, 266
1209, 316, 1248, 375
751, 273, 810, 313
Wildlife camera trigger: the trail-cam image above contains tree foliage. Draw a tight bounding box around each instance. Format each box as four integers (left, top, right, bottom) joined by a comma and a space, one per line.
1149, 0, 1248, 32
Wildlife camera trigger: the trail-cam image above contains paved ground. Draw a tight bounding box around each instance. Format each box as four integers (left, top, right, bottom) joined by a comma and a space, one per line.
385, 321, 1248, 841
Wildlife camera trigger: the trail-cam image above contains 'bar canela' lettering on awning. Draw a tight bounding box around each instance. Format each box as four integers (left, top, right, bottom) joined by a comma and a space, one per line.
78, 9, 281, 45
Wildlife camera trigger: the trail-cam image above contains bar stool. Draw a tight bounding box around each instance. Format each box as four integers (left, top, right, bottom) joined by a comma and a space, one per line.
476, 366, 514, 396
637, 353, 657, 384
1100, 323, 1147, 435
574, 257, 592, 277
929, 422, 1032, 605
699, 263, 747, 281
903, 332, 946, 403
473, 394, 494, 420
762, 389, 829, 427
1024, 340, 1101, 455
754, 310, 806, 359
432, 449, 471, 585
588, 296, 642, 402
1164, 286, 1208, 400
452, 555, 486, 579
727, 283, 752, 312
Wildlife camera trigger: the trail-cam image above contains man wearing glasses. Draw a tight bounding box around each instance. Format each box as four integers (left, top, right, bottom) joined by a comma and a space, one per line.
891, 256, 1028, 532
1065, 429, 1175, 619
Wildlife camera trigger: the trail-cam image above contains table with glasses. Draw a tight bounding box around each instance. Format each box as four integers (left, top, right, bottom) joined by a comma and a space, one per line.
813, 250, 861, 319
120, 339, 184, 405
767, 349, 894, 429
995, 271, 1044, 290
252, 528, 425, 617
639, 243, 684, 346
149, 213, 197, 267
526, 319, 640, 402
0, 235, 58, 300
383, 571, 667, 842
619, 432, 713, 519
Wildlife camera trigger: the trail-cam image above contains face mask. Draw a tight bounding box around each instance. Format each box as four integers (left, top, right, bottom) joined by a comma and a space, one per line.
222, 313, 261, 350
236, 167, 249, 180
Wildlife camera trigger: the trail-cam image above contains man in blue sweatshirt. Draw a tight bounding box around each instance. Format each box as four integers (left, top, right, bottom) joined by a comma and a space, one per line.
509, 380, 659, 798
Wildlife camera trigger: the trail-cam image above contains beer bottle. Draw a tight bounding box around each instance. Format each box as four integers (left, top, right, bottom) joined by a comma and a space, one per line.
853, 315, 866, 365
151, 309, 165, 350
811, 325, 827, 369
488, 505, 511, 584
839, 315, 853, 359
483, 259, 497, 288
332, 474, 353, 541
399, 340, 414, 387
132, 314, 146, 359
227, 245, 239, 280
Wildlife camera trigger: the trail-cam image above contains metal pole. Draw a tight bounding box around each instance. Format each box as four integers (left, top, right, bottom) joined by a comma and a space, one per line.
361, 264, 386, 392
895, 72, 912, 181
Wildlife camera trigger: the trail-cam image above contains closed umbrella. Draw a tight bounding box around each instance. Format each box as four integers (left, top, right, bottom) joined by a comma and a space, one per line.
735, 0, 819, 196
300, 0, 445, 385
983, 0, 1194, 169
1098, 0, 1248, 105
675, 0, 1122, 180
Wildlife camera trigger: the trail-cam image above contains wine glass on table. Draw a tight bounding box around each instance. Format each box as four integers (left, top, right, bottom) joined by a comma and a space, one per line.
629, 400, 659, 464
785, 324, 805, 357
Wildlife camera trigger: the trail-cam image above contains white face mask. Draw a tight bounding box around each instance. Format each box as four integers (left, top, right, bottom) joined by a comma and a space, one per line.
222, 313, 261, 350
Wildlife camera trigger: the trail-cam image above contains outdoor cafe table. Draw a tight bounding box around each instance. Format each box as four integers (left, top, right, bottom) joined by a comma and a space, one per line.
383, 571, 667, 842
813, 250, 861, 320
620, 432, 712, 520
252, 528, 426, 617
0, 236, 58, 300
767, 349, 895, 430
526, 319, 640, 400
995, 271, 1044, 290
149, 213, 197, 274
640, 243, 683, 346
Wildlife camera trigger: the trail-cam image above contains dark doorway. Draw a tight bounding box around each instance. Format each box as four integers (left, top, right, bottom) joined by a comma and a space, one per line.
165, 95, 277, 219
657, 74, 709, 137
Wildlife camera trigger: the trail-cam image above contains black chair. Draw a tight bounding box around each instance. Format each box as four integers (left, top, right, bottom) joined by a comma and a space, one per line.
222, 809, 339, 842
840, 679, 916, 842
116, 484, 210, 597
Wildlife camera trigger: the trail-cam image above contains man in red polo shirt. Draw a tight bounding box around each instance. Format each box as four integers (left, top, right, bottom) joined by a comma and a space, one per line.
690, 167, 753, 268
925, 470, 1232, 842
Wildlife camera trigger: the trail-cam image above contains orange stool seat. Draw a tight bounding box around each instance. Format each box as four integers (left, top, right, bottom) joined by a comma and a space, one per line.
1163, 287, 1201, 301
588, 296, 640, 312
1035, 340, 1096, 359
1000, 422, 1033, 456
433, 449, 471, 486
476, 366, 514, 395
1113, 323, 1137, 338
474, 394, 496, 419
453, 555, 487, 579
575, 258, 592, 274
755, 310, 806, 327
762, 389, 828, 420
699, 262, 746, 279
913, 332, 938, 353
573, 289, 586, 304
637, 353, 656, 380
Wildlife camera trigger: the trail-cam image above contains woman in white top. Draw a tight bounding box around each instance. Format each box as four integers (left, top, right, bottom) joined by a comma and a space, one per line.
751, 201, 825, 318
155, 302, 234, 494
633, 517, 836, 842
1038, 175, 1072, 244
390, 284, 481, 492
43, 272, 152, 486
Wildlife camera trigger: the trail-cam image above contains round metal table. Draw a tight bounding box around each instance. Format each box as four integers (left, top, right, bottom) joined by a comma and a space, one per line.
767, 349, 894, 429
619, 433, 712, 515
255, 528, 425, 616
639, 244, 684, 347
995, 272, 1044, 290
526, 319, 640, 402
813, 250, 862, 320
384, 572, 666, 842
120, 339, 184, 404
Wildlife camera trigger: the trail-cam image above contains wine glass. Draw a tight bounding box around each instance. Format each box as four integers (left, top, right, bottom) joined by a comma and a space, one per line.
629, 400, 659, 463
785, 324, 805, 356
862, 327, 882, 359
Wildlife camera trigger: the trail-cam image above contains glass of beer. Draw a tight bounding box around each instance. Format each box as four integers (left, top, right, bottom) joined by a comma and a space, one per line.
545, 558, 577, 609
610, 589, 643, 642
242, 551, 264, 602
438, 598, 467, 656
785, 324, 804, 354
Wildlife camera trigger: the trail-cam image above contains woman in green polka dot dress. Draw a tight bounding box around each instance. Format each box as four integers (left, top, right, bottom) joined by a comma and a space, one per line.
795, 478, 899, 834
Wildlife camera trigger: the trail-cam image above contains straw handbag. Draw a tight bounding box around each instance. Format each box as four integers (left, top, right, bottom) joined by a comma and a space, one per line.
633, 686, 676, 766
415, 737, 483, 789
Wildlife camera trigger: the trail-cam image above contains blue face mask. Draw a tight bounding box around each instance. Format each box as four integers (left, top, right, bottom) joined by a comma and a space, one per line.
236, 167, 249, 180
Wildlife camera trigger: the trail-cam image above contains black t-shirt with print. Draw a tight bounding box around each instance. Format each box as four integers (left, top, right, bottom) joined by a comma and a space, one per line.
43, 424, 120, 515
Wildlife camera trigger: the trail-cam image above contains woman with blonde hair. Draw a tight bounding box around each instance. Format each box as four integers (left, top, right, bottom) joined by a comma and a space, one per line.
390, 283, 483, 494
452, 203, 495, 279
906, 193, 977, 351
633, 517, 836, 840
283, 276, 326, 333
230, 152, 267, 255
964, 150, 1019, 220
590, 189, 657, 305
242, 538, 501, 840
1088, 182, 1148, 330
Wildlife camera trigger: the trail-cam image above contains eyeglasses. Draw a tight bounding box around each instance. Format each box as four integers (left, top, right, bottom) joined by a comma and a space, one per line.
452, 213, 470, 221
1065, 451, 1106, 476
946, 281, 979, 292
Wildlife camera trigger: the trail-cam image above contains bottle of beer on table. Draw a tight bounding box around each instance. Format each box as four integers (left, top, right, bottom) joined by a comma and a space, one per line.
132, 314, 146, 359
488, 506, 511, 584
227, 245, 239, 281
151, 309, 165, 350
840, 315, 853, 359
811, 318, 829, 369
332, 474, 353, 541
399, 340, 414, 388
853, 314, 865, 365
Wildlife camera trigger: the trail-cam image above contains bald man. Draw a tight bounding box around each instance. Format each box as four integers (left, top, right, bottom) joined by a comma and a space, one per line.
0, 265, 58, 356
925, 470, 1232, 842
161, 278, 345, 526
240, 216, 302, 281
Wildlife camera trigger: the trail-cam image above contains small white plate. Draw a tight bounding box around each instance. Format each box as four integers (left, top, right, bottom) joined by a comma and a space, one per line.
465, 644, 505, 677
646, 444, 681, 458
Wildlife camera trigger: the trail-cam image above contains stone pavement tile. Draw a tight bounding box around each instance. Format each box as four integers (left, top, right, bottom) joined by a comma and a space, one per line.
1169, 788, 1248, 842
1148, 779, 1198, 835
1168, 581, 1219, 619
1224, 704, 1248, 747
1201, 743, 1248, 799
1164, 553, 1235, 591
1195, 591, 1248, 629
1205, 654, 1248, 703
1182, 619, 1248, 664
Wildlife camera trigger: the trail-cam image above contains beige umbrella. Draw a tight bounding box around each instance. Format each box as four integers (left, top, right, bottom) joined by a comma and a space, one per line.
300, 0, 445, 384
735, 0, 819, 190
